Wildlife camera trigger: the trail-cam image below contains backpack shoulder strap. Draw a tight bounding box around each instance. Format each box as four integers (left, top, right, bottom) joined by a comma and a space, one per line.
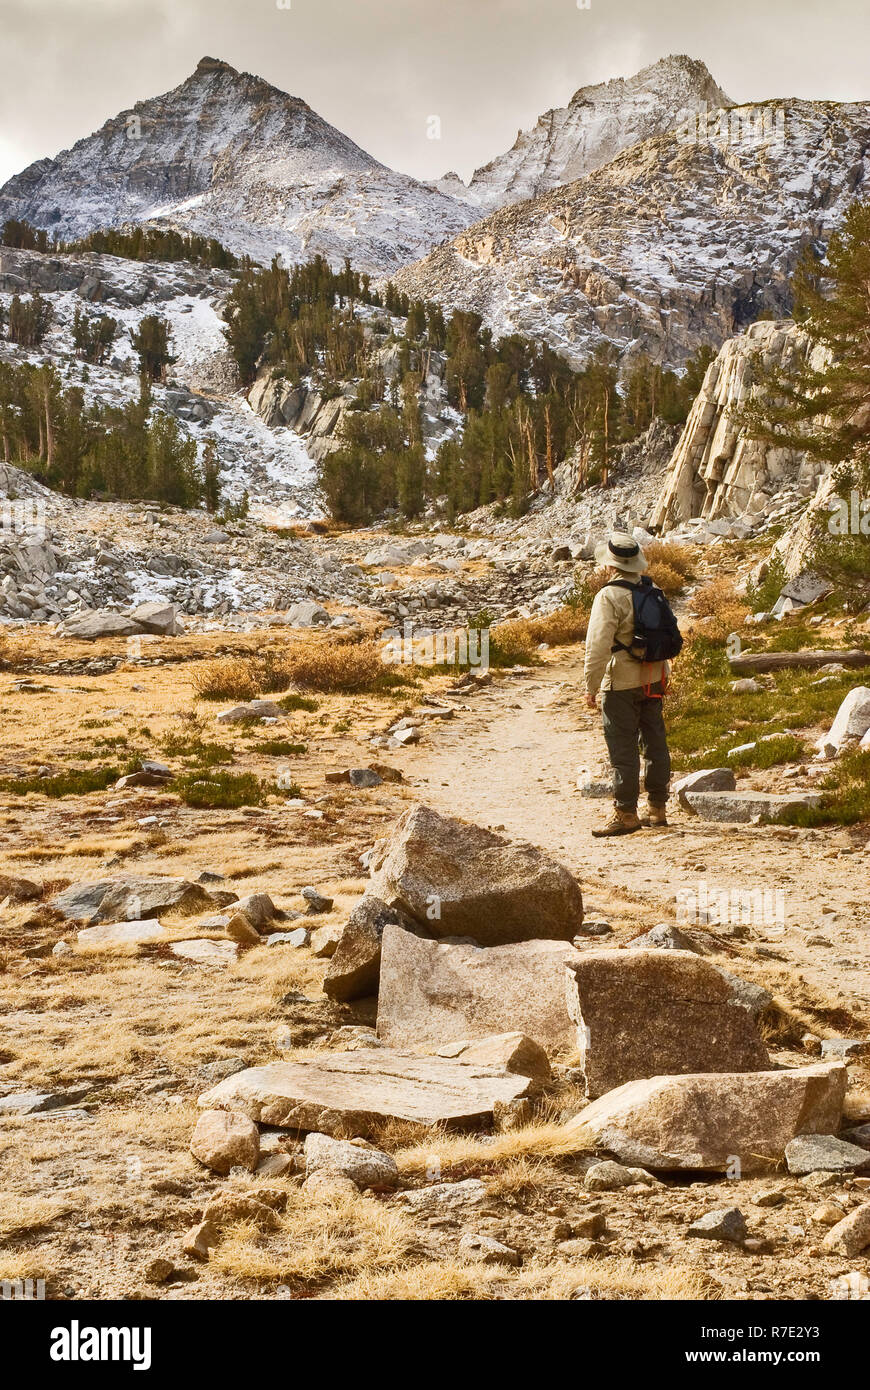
606, 579, 643, 659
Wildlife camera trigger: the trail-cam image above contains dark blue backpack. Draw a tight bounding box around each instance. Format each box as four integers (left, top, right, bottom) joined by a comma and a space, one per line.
607, 575, 683, 664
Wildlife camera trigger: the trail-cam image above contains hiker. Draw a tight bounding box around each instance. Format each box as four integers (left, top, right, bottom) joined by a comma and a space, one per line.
583, 531, 682, 836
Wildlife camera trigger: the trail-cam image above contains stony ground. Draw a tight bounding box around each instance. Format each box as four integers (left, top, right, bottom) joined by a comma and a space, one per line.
0, 607, 868, 1302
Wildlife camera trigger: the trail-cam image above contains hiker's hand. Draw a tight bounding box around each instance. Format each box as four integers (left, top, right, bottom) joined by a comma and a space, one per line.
585, 692, 598, 710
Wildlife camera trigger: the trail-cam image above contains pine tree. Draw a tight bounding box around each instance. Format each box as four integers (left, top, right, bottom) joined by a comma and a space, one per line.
131, 315, 175, 383
202, 440, 221, 513
7, 292, 53, 347
145, 413, 200, 506
743, 200, 870, 608
744, 201, 870, 466
72, 309, 118, 365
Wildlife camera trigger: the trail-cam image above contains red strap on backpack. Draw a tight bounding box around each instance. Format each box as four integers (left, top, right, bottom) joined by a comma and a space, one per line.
642, 672, 669, 699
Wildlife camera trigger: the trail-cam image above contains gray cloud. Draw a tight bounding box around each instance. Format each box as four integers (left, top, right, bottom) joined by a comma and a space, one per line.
1, 0, 868, 187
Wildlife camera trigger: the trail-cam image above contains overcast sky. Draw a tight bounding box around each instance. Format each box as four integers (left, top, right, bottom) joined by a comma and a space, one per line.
1, 0, 869, 187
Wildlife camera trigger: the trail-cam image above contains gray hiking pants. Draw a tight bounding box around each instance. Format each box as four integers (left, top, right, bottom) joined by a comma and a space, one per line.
601, 682, 671, 811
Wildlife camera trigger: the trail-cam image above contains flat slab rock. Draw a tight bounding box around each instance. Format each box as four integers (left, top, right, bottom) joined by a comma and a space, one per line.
60, 610, 143, 640
171, 939, 238, 966
76, 919, 166, 948
563, 1062, 847, 1172
681, 790, 822, 823
376, 925, 581, 1052
785, 1133, 870, 1174
198, 1048, 534, 1136
673, 768, 736, 809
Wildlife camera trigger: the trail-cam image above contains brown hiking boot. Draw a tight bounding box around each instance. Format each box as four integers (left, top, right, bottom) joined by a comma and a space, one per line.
641, 802, 669, 828
591, 806, 643, 837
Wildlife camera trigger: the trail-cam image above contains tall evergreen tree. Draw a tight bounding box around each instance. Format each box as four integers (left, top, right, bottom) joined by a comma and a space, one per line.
745, 201, 870, 466
131, 315, 175, 383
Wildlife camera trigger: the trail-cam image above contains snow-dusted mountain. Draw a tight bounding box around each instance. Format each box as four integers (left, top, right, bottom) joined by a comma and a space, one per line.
447, 55, 733, 211
0, 57, 474, 276
397, 99, 870, 370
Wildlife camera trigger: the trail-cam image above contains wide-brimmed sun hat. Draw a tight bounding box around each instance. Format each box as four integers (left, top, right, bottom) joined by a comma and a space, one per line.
593, 530, 649, 574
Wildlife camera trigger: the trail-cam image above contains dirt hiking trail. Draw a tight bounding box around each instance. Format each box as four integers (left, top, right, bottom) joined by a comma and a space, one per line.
401, 652, 870, 1027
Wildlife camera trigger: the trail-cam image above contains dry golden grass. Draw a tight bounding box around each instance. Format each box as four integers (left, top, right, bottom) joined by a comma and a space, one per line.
647, 561, 686, 596
209, 1185, 414, 1287
0, 941, 329, 1086
0, 1250, 52, 1283
514, 1258, 722, 1301
0, 1193, 70, 1242
487, 620, 536, 665
393, 1118, 594, 1177
523, 606, 590, 646
482, 1154, 558, 1201
282, 638, 395, 694
687, 577, 751, 642
330, 1255, 721, 1301
746, 957, 870, 1043
329, 1260, 503, 1300
640, 542, 696, 597
192, 657, 262, 703
191, 637, 411, 700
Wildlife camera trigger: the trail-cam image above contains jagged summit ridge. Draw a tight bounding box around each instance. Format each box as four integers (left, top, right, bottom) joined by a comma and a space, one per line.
450, 54, 733, 210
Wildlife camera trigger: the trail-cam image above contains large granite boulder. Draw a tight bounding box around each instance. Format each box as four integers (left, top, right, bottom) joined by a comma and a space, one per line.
129, 600, 184, 636
366, 803, 583, 944
51, 875, 215, 925
562, 1062, 847, 1172
60, 610, 142, 640
565, 949, 769, 1097
816, 687, 870, 755
376, 926, 581, 1053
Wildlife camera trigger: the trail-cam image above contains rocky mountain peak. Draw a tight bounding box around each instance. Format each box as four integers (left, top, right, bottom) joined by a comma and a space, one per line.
0, 58, 474, 274
459, 53, 733, 210
607, 53, 733, 106
193, 55, 240, 78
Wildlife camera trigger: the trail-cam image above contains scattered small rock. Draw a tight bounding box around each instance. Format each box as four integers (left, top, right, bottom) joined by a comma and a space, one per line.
458, 1233, 521, 1266
190, 1108, 260, 1175
786, 1134, 870, 1174
821, 1203, 870, 1256
686, 1208, 748, 1243
304, 1132, 399, 1189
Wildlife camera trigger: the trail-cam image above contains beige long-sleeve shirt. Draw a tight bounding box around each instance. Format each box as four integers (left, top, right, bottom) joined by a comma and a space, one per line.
583, 580, 668, 696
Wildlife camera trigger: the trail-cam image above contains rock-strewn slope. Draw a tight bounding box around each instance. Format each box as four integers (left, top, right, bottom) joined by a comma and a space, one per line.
0, 57, 474, 276
396, 101, 870, 369
460, 55, 732, 211
0, 244, 324, 519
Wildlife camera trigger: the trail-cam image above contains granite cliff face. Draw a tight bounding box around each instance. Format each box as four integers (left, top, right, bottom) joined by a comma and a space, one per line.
397, 101, 870, 370
650, 320, 829, 531
0, 58, 474, 276
459, 55, 732, 211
